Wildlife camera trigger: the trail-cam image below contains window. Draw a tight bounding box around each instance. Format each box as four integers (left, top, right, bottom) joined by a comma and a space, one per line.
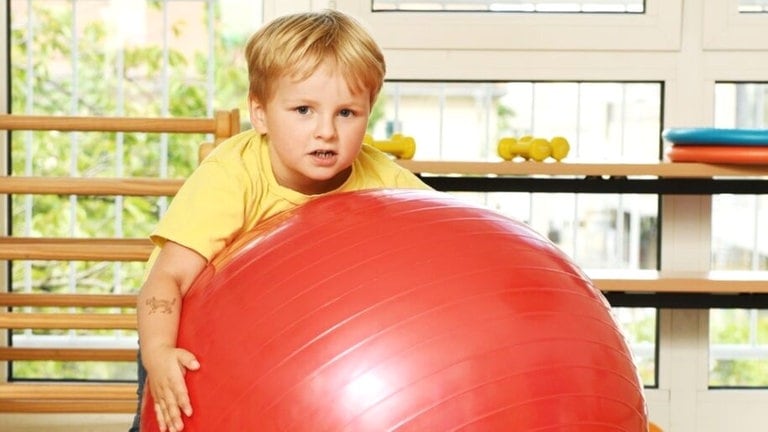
337, 0, 681, 50
710, 82, 768, 387
374, 80, 661, 384
704, 0, 768, 49
371, 0, 645, 13
740, 0, 768, 12
8, 0, 259, 381
710, 309, 768, 387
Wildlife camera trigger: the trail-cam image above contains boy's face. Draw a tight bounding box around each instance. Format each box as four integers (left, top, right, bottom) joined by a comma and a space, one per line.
249, 61, 372, 196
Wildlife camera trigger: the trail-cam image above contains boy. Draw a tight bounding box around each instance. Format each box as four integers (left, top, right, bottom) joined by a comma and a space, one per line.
133, 9, 430, 432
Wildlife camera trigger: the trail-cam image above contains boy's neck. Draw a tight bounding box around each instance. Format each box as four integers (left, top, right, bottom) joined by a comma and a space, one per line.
278, 166, 353, 196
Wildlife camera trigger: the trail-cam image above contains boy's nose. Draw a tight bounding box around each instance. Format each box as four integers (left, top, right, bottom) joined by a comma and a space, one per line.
314, 115, 337, 140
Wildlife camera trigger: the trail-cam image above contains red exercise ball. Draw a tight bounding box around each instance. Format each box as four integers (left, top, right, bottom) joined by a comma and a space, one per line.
141, 189, 647, 431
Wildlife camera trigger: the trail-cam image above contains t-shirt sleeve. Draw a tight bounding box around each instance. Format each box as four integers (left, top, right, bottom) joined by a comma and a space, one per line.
394, 168, 432, 190
356, 144, 433, 191
151, 159, 248, 261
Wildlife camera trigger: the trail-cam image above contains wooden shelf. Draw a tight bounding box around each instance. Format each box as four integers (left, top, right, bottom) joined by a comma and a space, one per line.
589, 270, 768, 294
397, 160, 768, 178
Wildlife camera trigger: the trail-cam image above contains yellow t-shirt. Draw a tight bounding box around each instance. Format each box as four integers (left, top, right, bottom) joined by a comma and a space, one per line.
150, 129, 430, 262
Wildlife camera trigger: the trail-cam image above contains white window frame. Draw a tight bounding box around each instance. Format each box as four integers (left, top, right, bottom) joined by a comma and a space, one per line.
335, 0, 682, 51
704, 0, 768, 50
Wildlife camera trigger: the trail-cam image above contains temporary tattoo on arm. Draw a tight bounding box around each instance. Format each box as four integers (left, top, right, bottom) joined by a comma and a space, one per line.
146, 297, 177, 314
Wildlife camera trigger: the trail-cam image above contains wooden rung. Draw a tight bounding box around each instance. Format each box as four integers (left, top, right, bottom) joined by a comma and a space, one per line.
0, 114, 220, 134
0, 176, 183, 196
0, 292, 137, 308
0, 383, 137, 413
0, 313, 136, 329
0, 383, 137, 400
0, 347, 136, 362
0, 237, 153, 261
0, 399, 137, 413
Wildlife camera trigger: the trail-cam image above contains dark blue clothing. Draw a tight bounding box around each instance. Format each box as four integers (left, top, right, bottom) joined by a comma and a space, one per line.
129, 350, 146, 432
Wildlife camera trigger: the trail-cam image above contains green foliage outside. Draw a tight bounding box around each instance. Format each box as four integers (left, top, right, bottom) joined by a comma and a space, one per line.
9, 1, 250, 381
709, 309, 768, 386
8, 1, 391, 382
614, 308, 657, 386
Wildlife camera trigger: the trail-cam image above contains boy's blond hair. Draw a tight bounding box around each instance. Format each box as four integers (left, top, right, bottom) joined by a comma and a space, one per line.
245, 9, 385, 107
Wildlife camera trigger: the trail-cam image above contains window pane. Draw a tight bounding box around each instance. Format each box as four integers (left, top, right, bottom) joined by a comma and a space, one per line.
614, 307, 657, 385
375, 80, 660, 385
372, 0, 645, 13
8, 0, 259, 381
710, 82, 768, 387
710, 309, 768, 387
740, 0, 768, 12
376, 81, 661, 162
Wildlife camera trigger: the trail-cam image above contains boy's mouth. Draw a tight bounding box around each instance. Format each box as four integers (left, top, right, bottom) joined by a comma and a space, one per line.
311, 150, 336, 159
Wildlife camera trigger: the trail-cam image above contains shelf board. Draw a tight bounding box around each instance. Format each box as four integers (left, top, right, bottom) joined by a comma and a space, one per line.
397, 160, 768, 178
589, 270, 768, 294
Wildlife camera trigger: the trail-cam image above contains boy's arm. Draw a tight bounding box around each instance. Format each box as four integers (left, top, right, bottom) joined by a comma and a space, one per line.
137, 241, 207, 432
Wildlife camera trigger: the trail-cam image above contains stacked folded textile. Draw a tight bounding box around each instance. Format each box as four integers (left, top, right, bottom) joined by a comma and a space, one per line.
663, 128, 768, 164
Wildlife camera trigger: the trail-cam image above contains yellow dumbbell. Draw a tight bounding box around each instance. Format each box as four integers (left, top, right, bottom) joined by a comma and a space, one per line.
498, 136, 551, 161
364, 133, 416, 160
549, 136, 570, 161
497, 136, 570, 162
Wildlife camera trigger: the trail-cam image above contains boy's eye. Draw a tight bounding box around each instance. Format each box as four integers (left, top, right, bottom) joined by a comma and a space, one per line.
296, 106, 310, 115
339, 109, 353, 118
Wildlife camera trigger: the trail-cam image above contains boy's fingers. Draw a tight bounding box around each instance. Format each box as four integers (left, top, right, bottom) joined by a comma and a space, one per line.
165, 398, 183, 428
155, 402, 168, 432
173, 353, 196, 417
179, 399, 193, 417
176, 389, 193, 417
156, 383, 184, 430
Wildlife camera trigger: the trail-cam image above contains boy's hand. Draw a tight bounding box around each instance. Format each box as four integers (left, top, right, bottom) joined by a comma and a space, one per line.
145, 346, 201, 432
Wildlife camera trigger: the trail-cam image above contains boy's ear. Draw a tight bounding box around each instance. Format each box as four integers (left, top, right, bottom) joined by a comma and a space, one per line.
248, 96, 269, 134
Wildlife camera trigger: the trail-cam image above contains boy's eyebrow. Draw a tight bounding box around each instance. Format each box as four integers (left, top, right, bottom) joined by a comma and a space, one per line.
282, 95, 368, 108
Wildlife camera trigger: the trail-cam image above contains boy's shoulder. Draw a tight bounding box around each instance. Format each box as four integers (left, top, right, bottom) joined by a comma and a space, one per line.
211, 129, 262, 151
353, 144, 430, 190
203, 129, 264, 163
357, 143, 403, 169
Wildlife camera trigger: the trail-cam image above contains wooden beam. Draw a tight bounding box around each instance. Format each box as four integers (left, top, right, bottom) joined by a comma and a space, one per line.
0, 347, 136, 362
0, 400, 137, 413
0, 293, 137, 308
0, 383, 136, 400
0, 383, 137, 413
0, 176, 182, 196
0, 238, 153, 261
0, 114, 219, 134
0, 313, 136, 330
